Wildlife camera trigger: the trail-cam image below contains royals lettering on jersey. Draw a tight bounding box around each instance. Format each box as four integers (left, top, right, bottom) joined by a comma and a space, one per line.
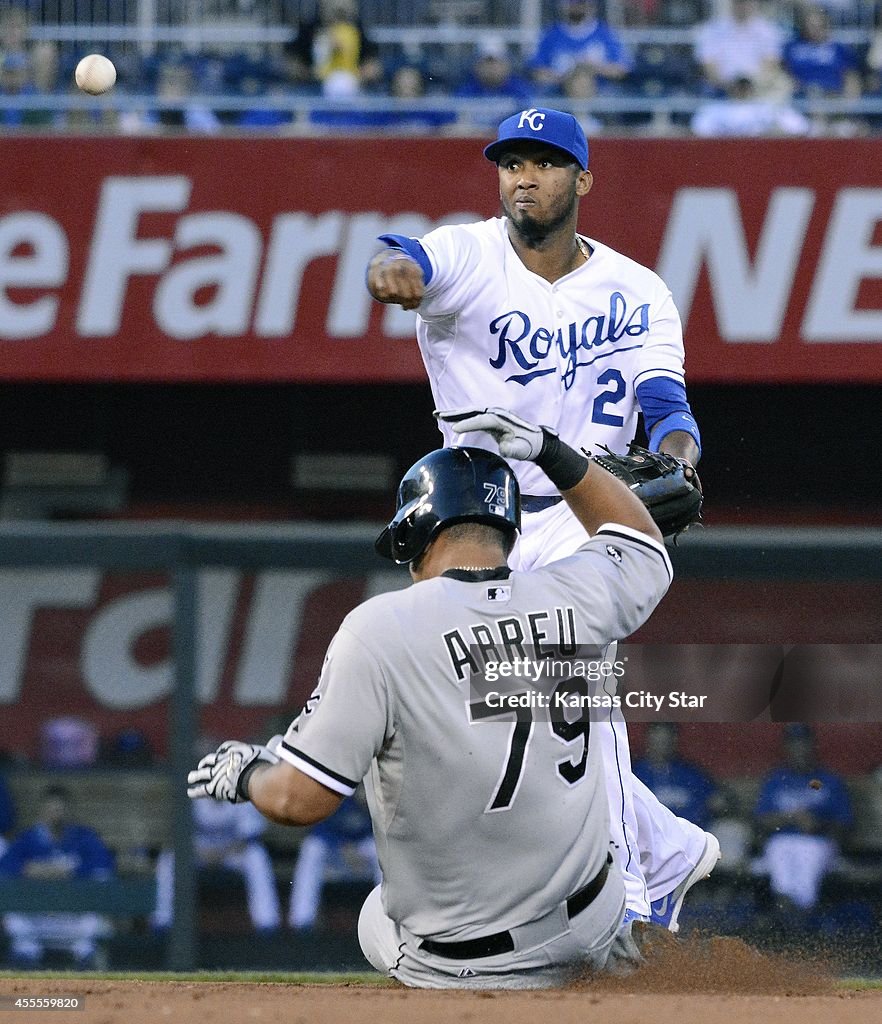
413, 218, 687, 495
489, 295, 650, 389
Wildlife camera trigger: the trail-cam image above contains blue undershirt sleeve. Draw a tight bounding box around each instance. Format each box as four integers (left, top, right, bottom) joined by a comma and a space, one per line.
376, 233, 433, 285
636, 376, 702, 456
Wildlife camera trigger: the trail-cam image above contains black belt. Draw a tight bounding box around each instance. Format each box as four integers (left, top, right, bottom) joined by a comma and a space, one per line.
419, 853, 612, 961
521, 494, 563, 514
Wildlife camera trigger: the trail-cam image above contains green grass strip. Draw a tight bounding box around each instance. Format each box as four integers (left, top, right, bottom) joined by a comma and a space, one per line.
837, 977, 882, 991
1, 970, 879, 990
0, 971, 393, 986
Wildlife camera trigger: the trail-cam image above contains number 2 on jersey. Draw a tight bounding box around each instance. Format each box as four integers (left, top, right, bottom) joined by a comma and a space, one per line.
591, 368, 626, 426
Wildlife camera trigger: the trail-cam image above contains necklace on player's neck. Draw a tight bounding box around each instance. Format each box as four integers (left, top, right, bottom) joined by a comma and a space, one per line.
448, 565, 493, 572
576, 234, 590, 260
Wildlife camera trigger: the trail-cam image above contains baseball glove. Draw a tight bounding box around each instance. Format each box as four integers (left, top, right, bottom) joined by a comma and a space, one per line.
590, 443, 702, 540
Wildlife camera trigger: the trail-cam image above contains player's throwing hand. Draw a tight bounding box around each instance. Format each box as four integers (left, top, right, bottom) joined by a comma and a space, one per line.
367, 250, 425, 310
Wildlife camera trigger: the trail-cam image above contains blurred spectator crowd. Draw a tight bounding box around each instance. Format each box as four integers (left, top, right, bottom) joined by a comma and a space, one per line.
2, 717, 882, 971
632, 722, 872, 935
3, 0, 882, 136
0, 720, 382, 969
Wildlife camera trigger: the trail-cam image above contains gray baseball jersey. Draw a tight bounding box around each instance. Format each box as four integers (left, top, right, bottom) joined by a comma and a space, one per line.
277, 523, 671, 942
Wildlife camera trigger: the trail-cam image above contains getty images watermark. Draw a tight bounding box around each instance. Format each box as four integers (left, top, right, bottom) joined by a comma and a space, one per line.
480, 654, 703, 713
464, 644, 882, 723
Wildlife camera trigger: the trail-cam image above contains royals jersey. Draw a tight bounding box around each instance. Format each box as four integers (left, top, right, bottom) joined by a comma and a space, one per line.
277, 524, 672, 941
0, 824, 113, 879
754, 768, 852, 835
413, 217, 685, 496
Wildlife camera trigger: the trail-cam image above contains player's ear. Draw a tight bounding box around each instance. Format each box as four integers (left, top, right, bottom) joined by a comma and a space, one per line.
576, 170, 593, 197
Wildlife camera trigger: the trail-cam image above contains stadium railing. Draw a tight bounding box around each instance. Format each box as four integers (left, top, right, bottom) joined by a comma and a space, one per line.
5, 93, 882, 133
20, 21, 879, 50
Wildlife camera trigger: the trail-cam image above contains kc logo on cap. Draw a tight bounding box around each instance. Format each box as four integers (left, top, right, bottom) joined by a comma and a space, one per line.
517, 108, 546, 131
483, 107, 590, 170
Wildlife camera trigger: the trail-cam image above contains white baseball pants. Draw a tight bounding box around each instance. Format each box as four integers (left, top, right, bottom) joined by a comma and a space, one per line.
756, 833, 837, 910
152, 844, 280, 930
510, 499, 707, 916
3, 912, 106, 962
288, 833, 381, 930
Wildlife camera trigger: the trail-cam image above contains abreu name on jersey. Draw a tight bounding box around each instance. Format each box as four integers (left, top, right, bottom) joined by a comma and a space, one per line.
442, 606, 578, 682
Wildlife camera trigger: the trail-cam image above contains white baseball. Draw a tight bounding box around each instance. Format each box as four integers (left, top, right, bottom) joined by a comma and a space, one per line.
75, 54, 116, 95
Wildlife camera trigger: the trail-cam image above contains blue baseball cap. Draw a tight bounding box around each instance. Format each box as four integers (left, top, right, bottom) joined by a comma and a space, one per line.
484, 107, 589, 170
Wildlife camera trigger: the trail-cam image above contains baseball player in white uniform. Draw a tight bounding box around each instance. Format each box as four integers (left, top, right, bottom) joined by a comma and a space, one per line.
366, 107, 719, 928
152, 799, 280, 932
187, 413, 673, 988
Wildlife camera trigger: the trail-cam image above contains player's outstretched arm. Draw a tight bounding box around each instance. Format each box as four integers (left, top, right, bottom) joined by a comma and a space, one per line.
242, 760, 343, 826
366, 249, 425, 310
186, 737, 343, 826
436, 407, 662, 543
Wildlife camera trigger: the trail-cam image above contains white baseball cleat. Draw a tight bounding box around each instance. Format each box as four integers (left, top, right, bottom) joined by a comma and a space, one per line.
649, 831, 721, 933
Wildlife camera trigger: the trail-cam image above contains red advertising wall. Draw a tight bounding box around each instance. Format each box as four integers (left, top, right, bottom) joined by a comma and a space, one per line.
2, 567, 880, 775
2, 137, 882, 383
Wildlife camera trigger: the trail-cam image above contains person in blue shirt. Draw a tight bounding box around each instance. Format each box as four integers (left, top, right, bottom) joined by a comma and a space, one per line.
754, 724, 852, 913
633, 723, 721, 831
530, 0, 633, 94
0, 785, 114, 968
0, 50, 52, 129
783, 5, 861, 98
455, 36, 534, 127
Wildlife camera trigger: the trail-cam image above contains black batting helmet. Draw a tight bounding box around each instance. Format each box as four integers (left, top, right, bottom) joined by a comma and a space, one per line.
375, 447, 521, 565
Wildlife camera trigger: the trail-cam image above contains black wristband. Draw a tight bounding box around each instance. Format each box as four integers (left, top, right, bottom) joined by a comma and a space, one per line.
536, 429, 590, 491
236, 760, 264, 802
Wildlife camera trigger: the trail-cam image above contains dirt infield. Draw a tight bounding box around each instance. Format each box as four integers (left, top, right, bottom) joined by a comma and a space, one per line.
1, 937, 880, 1024
0, 978, 881, 1024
